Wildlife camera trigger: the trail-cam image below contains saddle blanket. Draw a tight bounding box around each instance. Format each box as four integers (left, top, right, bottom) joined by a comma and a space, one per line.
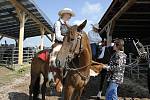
38, 50, 49, 62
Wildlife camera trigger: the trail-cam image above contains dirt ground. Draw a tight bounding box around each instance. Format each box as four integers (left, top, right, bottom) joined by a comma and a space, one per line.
0, 66, 150, 100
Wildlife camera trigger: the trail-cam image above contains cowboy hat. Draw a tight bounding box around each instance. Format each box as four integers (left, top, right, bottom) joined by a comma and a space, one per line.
58, 8, 75, 17
91, 23, 101, 29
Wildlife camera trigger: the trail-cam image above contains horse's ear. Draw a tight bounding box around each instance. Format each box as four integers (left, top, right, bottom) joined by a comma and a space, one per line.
77, 20, 87, 32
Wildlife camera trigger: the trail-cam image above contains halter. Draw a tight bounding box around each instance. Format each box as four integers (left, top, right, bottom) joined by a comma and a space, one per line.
63, 32, 90, 81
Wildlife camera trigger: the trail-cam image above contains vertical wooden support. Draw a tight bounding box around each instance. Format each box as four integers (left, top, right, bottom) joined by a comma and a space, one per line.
106, 21, 115, 46
40, 27, 45, 50
106, 25, 111, 46
18, 11, 27, 65
15, 39, 18, 47
106, 22, 112, 46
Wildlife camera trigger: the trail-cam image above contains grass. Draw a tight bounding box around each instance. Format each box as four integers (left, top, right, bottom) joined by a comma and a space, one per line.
0, 64, 30, 87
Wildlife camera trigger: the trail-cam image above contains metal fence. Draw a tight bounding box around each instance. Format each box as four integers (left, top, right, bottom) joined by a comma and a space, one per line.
125, 45, 150, 79
0, 46, 35, 67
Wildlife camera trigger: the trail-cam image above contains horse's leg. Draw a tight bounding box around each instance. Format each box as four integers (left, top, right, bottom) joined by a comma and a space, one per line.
29, 73, 40, 100
29, 74, 35, 99
41, 76, 48, 100
41, 64, 49, 100
76, 87, 84, 100
64, 85, 75, 100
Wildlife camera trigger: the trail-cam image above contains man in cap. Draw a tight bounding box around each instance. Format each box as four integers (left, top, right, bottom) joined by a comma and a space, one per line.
88, 24, 102, 61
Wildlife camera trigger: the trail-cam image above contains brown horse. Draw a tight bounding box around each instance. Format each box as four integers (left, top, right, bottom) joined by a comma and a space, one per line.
29, 48, 63, 100
56, 20, 106, 100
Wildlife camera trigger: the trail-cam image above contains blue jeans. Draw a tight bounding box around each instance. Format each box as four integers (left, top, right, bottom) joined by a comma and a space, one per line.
106, 81, 119, 100
90, 43, 97, 60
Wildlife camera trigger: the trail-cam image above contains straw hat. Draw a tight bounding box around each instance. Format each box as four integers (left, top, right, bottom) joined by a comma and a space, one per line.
91, 23, 101, 29
58, 8, 75, 17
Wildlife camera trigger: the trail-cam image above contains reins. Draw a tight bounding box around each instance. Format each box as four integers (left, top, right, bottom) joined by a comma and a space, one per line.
63, 32, 90, 80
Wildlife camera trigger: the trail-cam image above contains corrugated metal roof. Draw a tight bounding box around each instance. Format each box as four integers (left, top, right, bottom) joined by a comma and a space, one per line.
0, 0, 54, 39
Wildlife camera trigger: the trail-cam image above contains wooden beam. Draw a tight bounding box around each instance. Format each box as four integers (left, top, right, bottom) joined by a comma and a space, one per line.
0, 33, 17, 40
0, 35, 4, 41
9, 0, 53, 37
100, 0, 136, 34
18, 11, 26, 65
106, 21, 115, 46
46, 34, 53, 43
0, 25, 40, 31
125, 12, 150, 14
118, 19, 150, 21
136, 1, 150, 4
40, 27, 45, 50
116, 24, 150, 27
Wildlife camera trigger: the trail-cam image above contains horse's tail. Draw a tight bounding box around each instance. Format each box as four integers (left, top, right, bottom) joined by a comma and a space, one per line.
33, 75, 41, 98
148, 66, 150, 94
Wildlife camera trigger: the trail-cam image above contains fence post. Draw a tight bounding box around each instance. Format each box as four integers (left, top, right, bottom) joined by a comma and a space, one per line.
11, 47, 14, 68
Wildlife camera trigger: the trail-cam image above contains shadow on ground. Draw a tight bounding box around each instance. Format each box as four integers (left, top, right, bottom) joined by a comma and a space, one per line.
8, 92, 32, 100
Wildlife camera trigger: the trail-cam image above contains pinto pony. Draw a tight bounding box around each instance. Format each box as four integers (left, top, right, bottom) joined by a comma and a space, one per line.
56, 20, 106, 100
29, 49, 63, 100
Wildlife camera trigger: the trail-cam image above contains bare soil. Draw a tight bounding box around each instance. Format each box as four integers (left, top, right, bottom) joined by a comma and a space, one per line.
0, 66, 150, 100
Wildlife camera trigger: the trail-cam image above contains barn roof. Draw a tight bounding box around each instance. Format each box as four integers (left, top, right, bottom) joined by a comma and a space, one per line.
0, 0, 54, 39
99, 0, 150, 45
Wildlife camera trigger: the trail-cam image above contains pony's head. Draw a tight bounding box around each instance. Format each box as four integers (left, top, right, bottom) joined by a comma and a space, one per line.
56, 20, 88, 68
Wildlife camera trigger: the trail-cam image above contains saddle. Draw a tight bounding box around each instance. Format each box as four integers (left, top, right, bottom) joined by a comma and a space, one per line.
36, 43, 62, 73
37, 49, 51, 62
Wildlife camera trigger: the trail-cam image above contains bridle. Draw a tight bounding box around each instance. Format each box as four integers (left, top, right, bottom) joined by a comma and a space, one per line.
63, 31, 90, 81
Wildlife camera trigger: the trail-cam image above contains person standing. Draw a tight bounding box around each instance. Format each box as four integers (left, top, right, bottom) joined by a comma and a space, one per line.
88, 24, 102, 61
105, 39, 127, 100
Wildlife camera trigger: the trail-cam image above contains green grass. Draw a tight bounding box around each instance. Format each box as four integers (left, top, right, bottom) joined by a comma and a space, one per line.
0, 64, 30, 87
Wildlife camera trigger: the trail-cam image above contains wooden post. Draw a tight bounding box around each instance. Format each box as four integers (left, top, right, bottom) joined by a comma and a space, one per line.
106, 21, 114, 46
15, 39, 18, 47
18, 11, 27, 65
40, 27, 45, 50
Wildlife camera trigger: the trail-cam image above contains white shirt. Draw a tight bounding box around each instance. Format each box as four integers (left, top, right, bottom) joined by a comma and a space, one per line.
88, 30, 102, 44
55, 19, 69, 42
98, 46, 106, 59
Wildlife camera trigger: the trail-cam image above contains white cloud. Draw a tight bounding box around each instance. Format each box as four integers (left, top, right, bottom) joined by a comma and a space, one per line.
71, 2, 106, 32
82, 2, 103, 16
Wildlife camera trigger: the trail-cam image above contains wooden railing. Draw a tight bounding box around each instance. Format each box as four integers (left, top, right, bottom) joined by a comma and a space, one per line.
0, 46, 35, 67
125, 45, 150, 79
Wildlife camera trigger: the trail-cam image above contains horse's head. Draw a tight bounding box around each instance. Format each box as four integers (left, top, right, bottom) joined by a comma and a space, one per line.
56, 20, 88, 68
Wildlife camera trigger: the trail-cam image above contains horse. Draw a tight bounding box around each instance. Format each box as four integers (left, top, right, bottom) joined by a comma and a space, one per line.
29, 47, 63, 100
56, 20, 106, 100
96, 38, 148, 99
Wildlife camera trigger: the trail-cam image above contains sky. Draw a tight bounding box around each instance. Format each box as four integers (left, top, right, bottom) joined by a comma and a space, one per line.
0, 0, 112, 47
